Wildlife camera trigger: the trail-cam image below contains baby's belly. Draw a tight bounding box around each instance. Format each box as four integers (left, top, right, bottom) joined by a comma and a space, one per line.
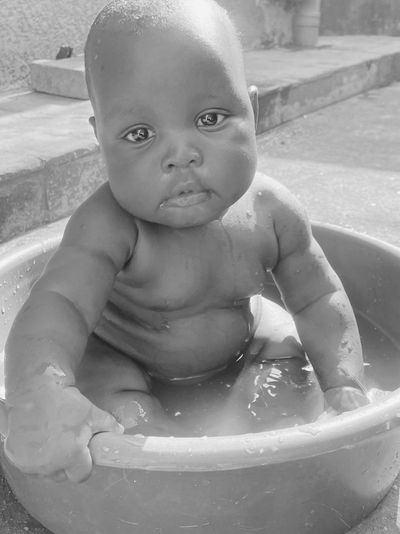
94, 303, 253, 382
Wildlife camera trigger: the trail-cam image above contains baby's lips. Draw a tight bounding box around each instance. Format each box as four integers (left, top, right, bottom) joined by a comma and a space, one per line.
161, 191, 211, 208
169, 178, 203, 198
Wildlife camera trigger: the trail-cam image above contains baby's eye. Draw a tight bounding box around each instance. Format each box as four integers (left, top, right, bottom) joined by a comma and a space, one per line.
123, 126, 155, 144
197, 112, 227, 129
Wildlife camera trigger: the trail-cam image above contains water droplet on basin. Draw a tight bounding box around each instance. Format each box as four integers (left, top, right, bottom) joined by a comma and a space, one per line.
299, 425, 321, 437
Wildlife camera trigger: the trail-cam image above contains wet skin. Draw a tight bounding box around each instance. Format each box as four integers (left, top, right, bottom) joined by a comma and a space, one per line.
4, 5, 368, 483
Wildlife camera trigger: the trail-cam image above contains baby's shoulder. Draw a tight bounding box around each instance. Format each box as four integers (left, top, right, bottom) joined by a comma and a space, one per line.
62, 183, 138, 259
248, 172, 311, 241
248, 172, 303, 216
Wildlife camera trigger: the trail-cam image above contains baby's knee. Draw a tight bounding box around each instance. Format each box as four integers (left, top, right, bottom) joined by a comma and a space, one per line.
261, 336, 305, 362
103, 390, 160, 430
76, 335, 151, 400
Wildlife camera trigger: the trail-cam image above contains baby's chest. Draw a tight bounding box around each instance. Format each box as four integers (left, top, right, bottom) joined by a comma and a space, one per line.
120, 224, 276, 309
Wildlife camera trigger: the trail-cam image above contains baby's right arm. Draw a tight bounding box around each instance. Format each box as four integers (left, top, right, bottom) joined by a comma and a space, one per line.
4, 185, 136, 481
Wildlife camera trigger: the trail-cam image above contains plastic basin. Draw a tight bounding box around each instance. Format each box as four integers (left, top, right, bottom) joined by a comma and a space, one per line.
0, 218, 400, 534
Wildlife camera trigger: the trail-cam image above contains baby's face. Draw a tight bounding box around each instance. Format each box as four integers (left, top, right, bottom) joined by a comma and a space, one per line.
89, 23, 258, 227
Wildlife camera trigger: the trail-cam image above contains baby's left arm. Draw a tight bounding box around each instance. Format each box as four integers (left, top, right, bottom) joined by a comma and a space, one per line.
267, 185, 368, 413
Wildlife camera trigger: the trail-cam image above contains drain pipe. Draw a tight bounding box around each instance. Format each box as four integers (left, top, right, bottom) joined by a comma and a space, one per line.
293, 0, 321, 47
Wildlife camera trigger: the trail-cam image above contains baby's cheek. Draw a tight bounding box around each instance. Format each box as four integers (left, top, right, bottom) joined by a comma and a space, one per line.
230, 123, 257, 166
221, 140, 256, 194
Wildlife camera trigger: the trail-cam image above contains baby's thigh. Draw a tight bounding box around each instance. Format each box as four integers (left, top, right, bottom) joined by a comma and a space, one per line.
76, 334, 150, 397
251, 297, 304, 360
76, 335, 186, 435
75, 335, 153, 425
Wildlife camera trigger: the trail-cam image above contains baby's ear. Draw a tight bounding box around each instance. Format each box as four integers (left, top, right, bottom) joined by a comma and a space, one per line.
248, 85, 259, 131
89, 116, 98, 139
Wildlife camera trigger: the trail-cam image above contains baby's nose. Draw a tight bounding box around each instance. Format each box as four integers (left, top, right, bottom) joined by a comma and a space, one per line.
161, 143, 203, 172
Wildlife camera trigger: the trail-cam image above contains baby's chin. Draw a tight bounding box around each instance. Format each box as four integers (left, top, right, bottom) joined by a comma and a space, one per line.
154, 196, 232, 228
155, 211, 224, 229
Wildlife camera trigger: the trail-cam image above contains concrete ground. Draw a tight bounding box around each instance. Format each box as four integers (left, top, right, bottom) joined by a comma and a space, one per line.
257, 82, 400, 249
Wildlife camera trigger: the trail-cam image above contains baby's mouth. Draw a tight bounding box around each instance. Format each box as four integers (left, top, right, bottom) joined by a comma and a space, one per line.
161, 189, 211, 208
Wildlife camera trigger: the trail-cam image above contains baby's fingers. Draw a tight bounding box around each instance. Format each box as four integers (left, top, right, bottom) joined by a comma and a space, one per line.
49, 447, 93, 484
87, 404, 124, 435
58, 409, 122, 483
367, 387, 391, 403
316, 407, 338, 422
323, 386, 369, 415
64, 447, 93, 483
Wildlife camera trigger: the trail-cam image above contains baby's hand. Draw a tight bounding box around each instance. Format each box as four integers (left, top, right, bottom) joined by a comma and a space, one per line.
320, 386, 370, 419
5, 383, 123, 482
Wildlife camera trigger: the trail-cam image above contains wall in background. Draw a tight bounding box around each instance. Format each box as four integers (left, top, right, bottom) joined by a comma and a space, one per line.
321, 0, 400, 36
0, 0, 295, 92
0, 0, 105, 91
219, 0, 294, 50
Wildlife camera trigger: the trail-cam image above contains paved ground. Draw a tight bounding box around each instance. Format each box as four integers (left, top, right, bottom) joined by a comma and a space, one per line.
257, 82, 400, 248
0, 73, 400, 534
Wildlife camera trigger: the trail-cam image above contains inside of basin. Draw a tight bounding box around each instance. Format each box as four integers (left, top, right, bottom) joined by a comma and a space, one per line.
1, 220, 400, 471
149, 310, 400, 435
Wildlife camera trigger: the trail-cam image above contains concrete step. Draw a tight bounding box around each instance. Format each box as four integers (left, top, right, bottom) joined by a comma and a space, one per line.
1, 35, 400, 243
30, 55, 88, 100
246, 35, 400, 132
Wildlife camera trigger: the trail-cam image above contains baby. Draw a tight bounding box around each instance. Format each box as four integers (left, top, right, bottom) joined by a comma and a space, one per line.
4, 0, 368, 483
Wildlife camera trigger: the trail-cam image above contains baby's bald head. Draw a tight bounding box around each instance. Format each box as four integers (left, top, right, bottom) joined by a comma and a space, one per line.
84, 0, 242, 104
83, 0, 258, 227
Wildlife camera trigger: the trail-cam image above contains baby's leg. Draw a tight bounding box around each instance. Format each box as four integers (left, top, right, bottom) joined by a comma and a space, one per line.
209, 298, 324, 435
75, 334, 183, 436
238, 357, 323, 431
248, 296, 304, 360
